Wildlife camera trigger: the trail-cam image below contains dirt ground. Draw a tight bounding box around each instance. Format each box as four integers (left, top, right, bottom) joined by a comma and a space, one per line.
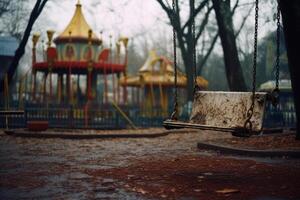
0, 128, 300, 199
206, 132, 300, 150
86, 154, 300, 200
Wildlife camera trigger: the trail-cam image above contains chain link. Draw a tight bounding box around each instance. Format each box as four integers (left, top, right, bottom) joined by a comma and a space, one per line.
244, 0, 259, 134
275, 2, 280, 91
269, 1, 281, 107
192, 0, 198, 93
269, 2, 281, 107
170, 0, 178, 120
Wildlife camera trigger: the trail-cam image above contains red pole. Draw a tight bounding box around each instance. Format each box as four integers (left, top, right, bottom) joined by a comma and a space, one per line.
69, 67, 72, 104
112, 73, 116, 102
49, 69, 52, 102
87, 69, 92, 100
117, 73, 120, 104
32, 71, 37, 101
43, 72, 47, 103
104, 69, 108, 104
123, 49, 128, 104
57, 74, 62, 104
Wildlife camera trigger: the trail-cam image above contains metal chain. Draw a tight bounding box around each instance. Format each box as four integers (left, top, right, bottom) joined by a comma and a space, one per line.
244, 0, 259, 135
268, 2, 281, 107
275, 2, 280, 91
170, 0, 178, 120
192, 0, 198, 93
269, 1, 281, 107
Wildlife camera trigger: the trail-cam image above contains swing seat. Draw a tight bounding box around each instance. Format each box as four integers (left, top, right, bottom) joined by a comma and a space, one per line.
163, 91, 267, 134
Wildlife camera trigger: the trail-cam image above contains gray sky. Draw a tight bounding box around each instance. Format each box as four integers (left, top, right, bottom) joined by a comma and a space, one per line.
24, 0, 279, 72
30, 0, 278, 51
33, 0, 168, 47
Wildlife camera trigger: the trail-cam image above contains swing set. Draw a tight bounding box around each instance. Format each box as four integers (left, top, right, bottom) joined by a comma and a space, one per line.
163, 0, 281, 137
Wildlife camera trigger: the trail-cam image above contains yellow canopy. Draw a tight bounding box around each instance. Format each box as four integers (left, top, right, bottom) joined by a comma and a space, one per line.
119, 50, 208, 89
55, 1, 100, 42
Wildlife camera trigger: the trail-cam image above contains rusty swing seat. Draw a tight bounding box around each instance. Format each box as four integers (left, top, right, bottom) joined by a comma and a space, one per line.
163, 91, 268, 134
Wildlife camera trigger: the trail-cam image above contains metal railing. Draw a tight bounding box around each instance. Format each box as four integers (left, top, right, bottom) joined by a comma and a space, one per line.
0, 93, 297, 129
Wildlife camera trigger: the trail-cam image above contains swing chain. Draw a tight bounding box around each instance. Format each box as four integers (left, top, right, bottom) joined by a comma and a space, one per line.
170, 0, 178, 120
192, 0, 199, 93
244, 0, 259, 136
275, 2, 280, 91
270, 2, 281, 107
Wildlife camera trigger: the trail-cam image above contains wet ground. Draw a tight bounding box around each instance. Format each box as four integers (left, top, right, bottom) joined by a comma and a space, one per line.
0, 129, 300, 200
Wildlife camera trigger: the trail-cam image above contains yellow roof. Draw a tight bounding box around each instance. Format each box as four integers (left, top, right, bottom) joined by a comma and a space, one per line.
139, 51, 174, 74
55, 1, 100, 42
120, 50, 208, 89
119, 73, 186, 87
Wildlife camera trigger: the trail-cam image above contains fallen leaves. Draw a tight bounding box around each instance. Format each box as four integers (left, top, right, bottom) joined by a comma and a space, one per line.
215, 188, 240, 194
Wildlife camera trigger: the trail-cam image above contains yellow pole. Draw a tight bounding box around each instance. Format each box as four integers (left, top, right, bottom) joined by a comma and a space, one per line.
111, 101, 137, 129
158, 60, 165, 111
4, 73, 9, 129
18, 68, 31, 109
150, 61, 156, 117
18, 79, 23, 109
4, 73, 9, 110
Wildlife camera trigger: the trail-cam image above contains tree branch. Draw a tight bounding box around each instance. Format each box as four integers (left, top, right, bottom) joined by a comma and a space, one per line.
37, 0, 48, 16
195, 6, 213, 41
197, 32, 218, 74
156, 0, 172, 15
0, 0, 10, 17
231, 0, 239, 15
183, 0, 209, 30
1, 0, 49, 92
234, 3, 254, 38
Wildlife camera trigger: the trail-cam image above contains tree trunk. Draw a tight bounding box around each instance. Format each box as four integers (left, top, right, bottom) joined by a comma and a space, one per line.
212, 0, 247, 91
279, 0, 300, 139
182, 51, 195, 101
0, 0, 48, 94
176, 30, 195, 101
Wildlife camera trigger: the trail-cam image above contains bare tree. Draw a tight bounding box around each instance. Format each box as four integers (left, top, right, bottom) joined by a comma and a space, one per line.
0, 0, 28, 40
156, 0, 215, 101
0, 0, 49, 94
0, 0, 10, 17
212, 0, 247, 91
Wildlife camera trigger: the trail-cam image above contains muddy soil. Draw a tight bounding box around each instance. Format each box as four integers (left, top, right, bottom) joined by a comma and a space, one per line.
206, 133, 300, 150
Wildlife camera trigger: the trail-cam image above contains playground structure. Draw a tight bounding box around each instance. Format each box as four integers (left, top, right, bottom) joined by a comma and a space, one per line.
0, 1, 195, 129
119, 51, 208, 117
30, 1, 128, 106
0, 1, 296, 130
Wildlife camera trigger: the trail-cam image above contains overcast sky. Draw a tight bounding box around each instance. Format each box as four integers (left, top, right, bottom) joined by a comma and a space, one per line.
33, 0, 168, 47
30, 0, 277, 48
23, 0, 279, 69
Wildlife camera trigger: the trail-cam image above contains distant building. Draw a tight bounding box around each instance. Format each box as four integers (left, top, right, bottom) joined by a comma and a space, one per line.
0, 36, 18, 106
0, 36, 18, 81
259, 79, 296, 128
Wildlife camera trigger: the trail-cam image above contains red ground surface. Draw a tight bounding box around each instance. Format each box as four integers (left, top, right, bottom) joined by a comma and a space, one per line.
86, 154, 300, 200
1, 129, 300, 199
